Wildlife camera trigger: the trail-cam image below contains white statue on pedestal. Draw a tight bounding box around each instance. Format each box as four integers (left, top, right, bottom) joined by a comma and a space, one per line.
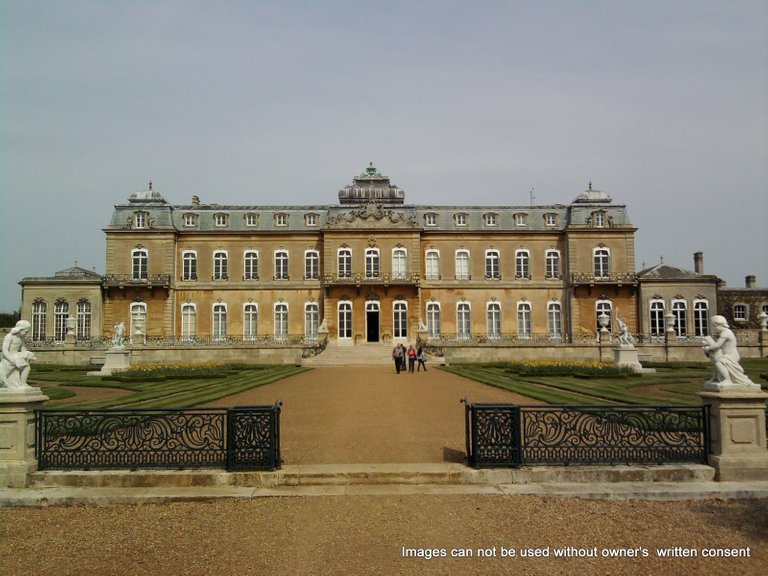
0, 320, 39, 392
702, 315, 759, 390
615, 317, 635, 348
112, 321, 126, 348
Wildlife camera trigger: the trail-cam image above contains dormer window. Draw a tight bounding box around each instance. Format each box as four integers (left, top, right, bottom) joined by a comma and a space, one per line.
545, 213, 557, 227
515, 213, 527, 227
425, 213, 438, 227
593, 211, 606, 228
305, 213, 318, 227
484, 213, 498, 226
245, 213, 258, 227
214, 213, 229, 227
134, 212, 148, 229
275, 213, 288, 227
183, 213, 198, 227
455, 213, 467, 226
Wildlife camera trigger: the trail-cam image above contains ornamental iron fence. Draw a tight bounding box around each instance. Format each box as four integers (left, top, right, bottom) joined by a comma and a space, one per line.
35, 404, 282, 471
462, 399, 709, 468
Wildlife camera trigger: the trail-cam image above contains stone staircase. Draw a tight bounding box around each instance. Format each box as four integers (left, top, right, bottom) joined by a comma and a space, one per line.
302, 341, 397, 366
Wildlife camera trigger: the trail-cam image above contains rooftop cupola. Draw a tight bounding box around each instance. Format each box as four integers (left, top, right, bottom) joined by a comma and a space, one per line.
338, 162, 405, 205
572, 181, 612, 204
129, 180, 167, 204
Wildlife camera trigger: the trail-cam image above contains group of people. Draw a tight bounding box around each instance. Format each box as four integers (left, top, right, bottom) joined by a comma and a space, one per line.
391, 343, 427, 374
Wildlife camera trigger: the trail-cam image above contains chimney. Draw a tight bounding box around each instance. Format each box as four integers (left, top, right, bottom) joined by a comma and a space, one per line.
693, 252, 704, 274
746, 275, 756, 289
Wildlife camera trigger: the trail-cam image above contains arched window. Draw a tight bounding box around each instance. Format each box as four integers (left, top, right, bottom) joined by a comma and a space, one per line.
427, 302, 441, 339
130, 302, 147, 342
425, 250, 440, 280
275, 250, 289, 280
649, 300, 665, 336
32, 301, 47, 341
338, 248, 352, 279
545, 250, 560, 279
54, 301, 69, 342
132, 248, 148, 280
305, 302, 319, 340
457, 302, 471, 340
274, 303, 288, 340
515, 250, 530, 279
182, 251, 197, 281
244, 303, 258, 341
517, 302, 532, 339
596, 300, 613, 333
547, 302, 562, 339
76, 300, 92, 339
392, 248, 407, 279
694, 300, 709, 337
672, 300, 687, 338
485, 250, 500, 279
212, 303, 227, 340
594, 248, 610, 278
393, 301, 408, 338
181, 304, 197, 340
487, 302, 501, 339
305, 250, 320, 280
213, 250, 228, 280
244, 250, 259, 280
365, 248, 380, 278
338, 301, 352, 339
455, 250, 470, 280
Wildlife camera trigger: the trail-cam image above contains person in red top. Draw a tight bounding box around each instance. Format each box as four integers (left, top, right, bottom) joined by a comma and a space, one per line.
407, 345, 417, 373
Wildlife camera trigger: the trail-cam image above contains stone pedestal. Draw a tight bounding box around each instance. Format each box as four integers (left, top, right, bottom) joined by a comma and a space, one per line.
0, 390, 49, 488
613, 346, 643, 372
88, 347, 131, 376
699, 389, 768, 481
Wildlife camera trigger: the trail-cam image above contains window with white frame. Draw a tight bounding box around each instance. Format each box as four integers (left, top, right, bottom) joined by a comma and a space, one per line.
694, 300, 709, 337
594, 248, 610, 278
392, 248, 407, 279
485, 250, 500, 279
182, 251, 197, 281
393, 301, 408, 338
338, 301, 352, 339
733, 304, 747, 321
547, 302, 562, 339
672, 300, 687, 337
457, 302, 471, 340
132, 248, 148, 280
244, 250, 259, 280
596, 300, 613, 333
212, 303, 227, 340
134, 212, 147, 229
487, 302, 501, 339
455, 250, 470, 280
214, 213, 228, 227
54, 300, 69, 342
425, 213, 437, 227
245, 213, 258, 227
274, 303, 288, 339
650, 300, 665, 336
425, 250, 440, 280
484, 213, 497, 226
517, 302, 532, 338
515, 213, 527, 227
130, 302, 147, 341
183, 213, 197, 227
455, 213, 467, 226
545, 250, 560, 278
545, 213, 557, 227
244, 303, 258, 341
275, 213, 288, 227
427, 302, 441, 339
32, 301, 47, 341
365, 248, 380, 278
213, 251, 228, 280
338, 248, 352, 278
305, 250, 319, 279
593, 211, 606, 228
515, 250, 530, 279
181, 303, 196, 340
76, 300, 91, 339
275, 250, 289, 280
305, 213, 318, 227
305, 302, 319, 340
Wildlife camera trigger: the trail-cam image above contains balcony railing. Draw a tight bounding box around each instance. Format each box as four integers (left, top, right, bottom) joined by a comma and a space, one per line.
570, 272, 639, 285
103, 274, 171, 287
323, 272, 420, 286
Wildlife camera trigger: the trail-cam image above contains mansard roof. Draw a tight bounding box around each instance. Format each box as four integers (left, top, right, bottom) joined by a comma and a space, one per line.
637, 263, 718, 282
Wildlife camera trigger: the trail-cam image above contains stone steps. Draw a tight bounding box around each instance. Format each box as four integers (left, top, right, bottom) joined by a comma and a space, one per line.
302, 342, 401, 366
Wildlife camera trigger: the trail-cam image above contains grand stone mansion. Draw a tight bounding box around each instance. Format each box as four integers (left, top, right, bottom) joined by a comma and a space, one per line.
19, 164, 765, 362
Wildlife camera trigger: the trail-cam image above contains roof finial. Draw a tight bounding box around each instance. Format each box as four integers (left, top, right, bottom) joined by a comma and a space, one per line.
75, 259, 78, 267
589, 181, 592, 191
660, 255, 664, 264
148, 180, 153, 191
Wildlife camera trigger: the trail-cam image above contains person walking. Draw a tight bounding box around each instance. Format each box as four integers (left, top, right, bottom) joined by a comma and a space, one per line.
399, 343, 407, 373
407, 345, 417, 373
416, 346, 427, 371
392, 343, 403, 374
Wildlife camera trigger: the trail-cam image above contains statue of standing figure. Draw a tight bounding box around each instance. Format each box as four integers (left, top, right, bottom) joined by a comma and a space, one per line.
0, 320, 39, 392
702, 315, 759, 390
112, 321, 126, 348
615, 317, 635, 348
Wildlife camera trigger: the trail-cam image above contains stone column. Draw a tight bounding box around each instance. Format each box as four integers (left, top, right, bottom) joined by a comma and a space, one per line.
0, 391, 49, 488
699, 389, 768, 481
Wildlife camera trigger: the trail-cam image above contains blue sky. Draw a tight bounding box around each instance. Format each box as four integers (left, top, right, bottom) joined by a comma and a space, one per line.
1, 0, 767, 311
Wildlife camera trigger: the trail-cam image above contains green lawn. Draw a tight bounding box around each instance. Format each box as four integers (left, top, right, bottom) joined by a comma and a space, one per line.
442, 358, 768, 405
30, 364, 308, 409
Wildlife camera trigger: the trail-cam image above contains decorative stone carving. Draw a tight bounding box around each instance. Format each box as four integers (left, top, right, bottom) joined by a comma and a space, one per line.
0, 321, 41, 393
702, 315, 760, 391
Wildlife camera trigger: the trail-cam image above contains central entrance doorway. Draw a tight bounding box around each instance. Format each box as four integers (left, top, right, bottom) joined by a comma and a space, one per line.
366, 301, 380, 342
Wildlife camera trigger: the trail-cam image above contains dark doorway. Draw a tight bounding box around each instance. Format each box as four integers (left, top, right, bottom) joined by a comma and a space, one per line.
366, 304, 380, 342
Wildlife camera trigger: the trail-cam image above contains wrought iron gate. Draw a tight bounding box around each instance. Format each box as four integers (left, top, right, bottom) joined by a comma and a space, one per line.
35, 403, 282, 472
462, 398, 709, 468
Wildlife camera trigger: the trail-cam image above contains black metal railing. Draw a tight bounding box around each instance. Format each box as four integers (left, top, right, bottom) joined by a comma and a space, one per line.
35, 404, 281, 471
462, 399, 709, 468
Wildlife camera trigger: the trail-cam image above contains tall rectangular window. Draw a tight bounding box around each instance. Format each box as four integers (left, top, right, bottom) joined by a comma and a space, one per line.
274, 303, 289, 339
650, 300, 665, 336
594, 248, 610, 278
425, 250, 440, 280
54, 301, 69, 342
517, 302, 531, 339
485, 250, 500, 279
181, 304, 196, 340
305, 250, 319, 279
338, 302, 352, 339
132, 249, 148, 280
392, 249, 407, 279
457, 303, 471, 340
244, 304, 258, 341
427, 303, 440, 339
455, 250, 470, 280
182, 251, 197, 281
32, 301, 47, 341
213, 251, 228, 280
365, 249, 380, 278
244, 251, 259, 280
213, 304, 227, 340
393, 301, 408, 338
305, 303, 319, 340
515, 250, 530, 279
672, 300, 687, 337
547, 302, 562, 339
545, 250, 560, 278
76, 301, 92, 339
338, 249, 352, 278
275, 250, 289, 280
487, 302, 501, 339
694, 300, 709, 337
